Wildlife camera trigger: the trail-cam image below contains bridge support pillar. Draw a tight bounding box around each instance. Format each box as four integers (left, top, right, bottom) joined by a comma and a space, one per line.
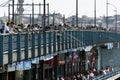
97, 47, 101, 71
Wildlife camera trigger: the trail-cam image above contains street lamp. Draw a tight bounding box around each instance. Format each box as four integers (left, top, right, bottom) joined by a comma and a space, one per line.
106, 0, 108, 29
108, 3, 117, 32
94, 0, 96, 27
12, 0, 14, 22
76, 0, 78, 27
43, 0, 46, 31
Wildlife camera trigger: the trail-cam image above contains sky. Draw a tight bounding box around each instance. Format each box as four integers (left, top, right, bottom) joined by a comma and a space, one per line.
0, 0, 120, 18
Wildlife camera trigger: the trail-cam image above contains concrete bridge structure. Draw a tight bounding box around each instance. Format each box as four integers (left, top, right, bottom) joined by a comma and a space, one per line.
1, 30, 120, 80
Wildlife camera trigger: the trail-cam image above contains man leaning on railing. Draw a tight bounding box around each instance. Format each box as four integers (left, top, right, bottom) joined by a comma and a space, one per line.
2, 22, 18, 34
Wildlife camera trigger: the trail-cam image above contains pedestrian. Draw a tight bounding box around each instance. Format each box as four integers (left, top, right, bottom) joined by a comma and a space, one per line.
0, 23, 4, 34
3, 22, 10, 34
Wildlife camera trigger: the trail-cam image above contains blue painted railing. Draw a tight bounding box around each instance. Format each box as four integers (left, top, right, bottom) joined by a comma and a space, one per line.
0, 30, 120, 67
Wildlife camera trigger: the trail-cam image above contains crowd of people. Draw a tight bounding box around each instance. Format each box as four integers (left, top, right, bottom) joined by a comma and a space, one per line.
59, 66, 114, 80
0, 21, 115, 35
1, 22, 41, 34
0, 22, 67, 34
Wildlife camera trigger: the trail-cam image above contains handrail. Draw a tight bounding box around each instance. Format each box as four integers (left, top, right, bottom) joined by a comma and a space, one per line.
1, 30, 120, 52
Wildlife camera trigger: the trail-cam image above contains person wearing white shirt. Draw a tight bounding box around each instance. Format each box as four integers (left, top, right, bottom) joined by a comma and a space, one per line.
9, 22, 18, 33
3, 22, 10, 34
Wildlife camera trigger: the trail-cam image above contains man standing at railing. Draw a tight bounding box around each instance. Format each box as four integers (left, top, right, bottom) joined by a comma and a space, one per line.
9, 22, 18, 33
3, 22, 10, 34
3, 22, 18, 34
0, 23, 4, 34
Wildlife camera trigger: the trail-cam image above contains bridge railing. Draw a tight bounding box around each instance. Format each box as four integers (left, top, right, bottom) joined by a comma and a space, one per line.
0, 30, 120, 72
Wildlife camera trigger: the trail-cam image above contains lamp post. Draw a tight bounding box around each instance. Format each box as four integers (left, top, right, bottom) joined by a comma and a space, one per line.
12, 0, 14, 22
108, 3, 117, 32
114, 9, 117, 33
76, 0, 78, 27
43, 0, 46, 31
94, 0, 96, 27
106, 0, 108, 29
